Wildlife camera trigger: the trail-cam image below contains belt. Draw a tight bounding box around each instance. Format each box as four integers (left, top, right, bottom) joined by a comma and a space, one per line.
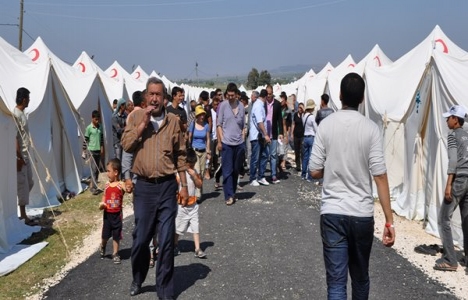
138, 174, 175, 184
194, 148, 206, 153
304, 135, 314, 137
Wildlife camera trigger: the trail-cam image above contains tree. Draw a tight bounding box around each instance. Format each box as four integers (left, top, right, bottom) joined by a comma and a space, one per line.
246, 68, 259, 89
258, 70, 271, 87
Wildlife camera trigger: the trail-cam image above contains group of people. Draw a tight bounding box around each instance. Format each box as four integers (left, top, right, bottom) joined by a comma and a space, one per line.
13, 70, 468, 300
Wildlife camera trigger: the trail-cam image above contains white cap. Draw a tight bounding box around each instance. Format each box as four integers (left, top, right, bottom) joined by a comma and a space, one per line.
442, 105, 467, 119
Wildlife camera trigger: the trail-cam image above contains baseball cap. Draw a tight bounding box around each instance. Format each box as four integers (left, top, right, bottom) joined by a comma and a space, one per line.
442, 105, 467, 118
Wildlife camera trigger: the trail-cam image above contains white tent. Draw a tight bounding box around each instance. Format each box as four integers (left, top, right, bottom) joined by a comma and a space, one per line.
365, 25, 468, 246
19, 38, 85, 209
326, 55, 357, 110
297, 64, 332, 104
73, 52, 114, 164
0, 37, 46, 274
0, 38, 41, 252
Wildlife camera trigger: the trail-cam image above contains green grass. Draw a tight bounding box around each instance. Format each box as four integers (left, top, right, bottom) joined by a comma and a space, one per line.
0, 191, 105, 299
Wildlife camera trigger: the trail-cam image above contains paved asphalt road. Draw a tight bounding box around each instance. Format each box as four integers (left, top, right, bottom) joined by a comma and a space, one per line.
43, 170, 457, 300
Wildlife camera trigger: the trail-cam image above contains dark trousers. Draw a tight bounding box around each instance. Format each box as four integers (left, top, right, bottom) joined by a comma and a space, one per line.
221, 142, 245, 201
293, 137, 303, 170
131, 178, 178, 299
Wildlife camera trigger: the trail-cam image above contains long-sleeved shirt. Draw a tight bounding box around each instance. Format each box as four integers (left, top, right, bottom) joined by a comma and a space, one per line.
121, 109, 186, 178
112, 112, 127, 146
447, 127, 468, 176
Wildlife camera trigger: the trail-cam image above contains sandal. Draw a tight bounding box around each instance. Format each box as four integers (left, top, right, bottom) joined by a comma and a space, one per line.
433, 261, 457, 272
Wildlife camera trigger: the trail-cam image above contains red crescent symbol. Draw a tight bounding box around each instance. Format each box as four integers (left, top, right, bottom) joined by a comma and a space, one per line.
435, 39, 448, 53
29, 48, 40, 61
111, 68, 118, 78
78, 62, 86, 73
373, 56, 382, 67
135, 71, 141, 79
348, 63, 355, 68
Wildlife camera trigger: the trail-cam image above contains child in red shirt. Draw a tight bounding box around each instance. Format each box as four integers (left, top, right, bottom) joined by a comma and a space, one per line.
99, 158, 125, 264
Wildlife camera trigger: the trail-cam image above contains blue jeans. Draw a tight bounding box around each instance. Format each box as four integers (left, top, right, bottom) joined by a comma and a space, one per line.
221, 143, 245, 201
321, 214, 374, 300
438, 176, 468, 265
250, 140, 268, 181
302, 136, 314, 179
268, 139, 278, 178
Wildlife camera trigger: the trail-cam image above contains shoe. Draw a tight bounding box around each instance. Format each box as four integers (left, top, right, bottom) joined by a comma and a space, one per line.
24, 218, 38, 226
195, 249, 207, 258
237, 185, 243, 191
92, 189, 101, 195
271, 177, 281, 184
100, 244, 105, 259
306, 179, 312, 183
174, 246, 180, 256
258, 178, 270, 186
296, 167, 301, 172
250, 180, 260, 186
130, 282, 142, 296
459, 256, 467, 267
433, 261, 457, 271
225, 197, 235, 205
149, 257, 155, 268
113, 254, 121, 264
214, 182, 221, 189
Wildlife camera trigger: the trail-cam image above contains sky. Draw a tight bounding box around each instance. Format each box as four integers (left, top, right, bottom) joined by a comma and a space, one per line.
1, 0, 468, 81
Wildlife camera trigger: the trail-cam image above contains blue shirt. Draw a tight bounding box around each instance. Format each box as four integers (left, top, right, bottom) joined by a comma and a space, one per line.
189, 122, 209, 149
249, 100, 266, 141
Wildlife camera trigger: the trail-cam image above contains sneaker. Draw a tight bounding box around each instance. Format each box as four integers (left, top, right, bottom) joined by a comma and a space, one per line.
112, 254, 121, 264
195, 249, 207, 258
237, 185, 243, 191
174, 246, 180, 256
258, 178, 270, 186
250, 180, 260, 186
225, 197, 235, 205
271, 177, 281, 184
100, 244, 106, 259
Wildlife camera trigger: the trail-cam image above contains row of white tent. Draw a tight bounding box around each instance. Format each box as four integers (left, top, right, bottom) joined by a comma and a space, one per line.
273, 25, 468, 248
0, 25, 467, 257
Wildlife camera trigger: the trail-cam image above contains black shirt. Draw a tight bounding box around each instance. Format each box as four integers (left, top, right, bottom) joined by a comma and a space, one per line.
166, 105, 188, 123
293, 112, 304, 138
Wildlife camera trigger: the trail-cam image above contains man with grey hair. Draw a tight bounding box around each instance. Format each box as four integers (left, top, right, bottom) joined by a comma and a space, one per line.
122, 77, 188, 298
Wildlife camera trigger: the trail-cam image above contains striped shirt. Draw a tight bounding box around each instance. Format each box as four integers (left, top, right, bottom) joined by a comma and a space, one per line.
447, 127, 468, 176
121, 108, 187, 178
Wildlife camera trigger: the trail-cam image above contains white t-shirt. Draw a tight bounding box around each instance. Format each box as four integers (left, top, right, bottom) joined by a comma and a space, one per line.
309, 110, 387, 217
302, 112, 318, 136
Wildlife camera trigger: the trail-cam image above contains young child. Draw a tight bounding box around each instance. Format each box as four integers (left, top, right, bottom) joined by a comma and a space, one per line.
99, 158, 125, 264
174, 148, 206, 258
83, 110, 104, 195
